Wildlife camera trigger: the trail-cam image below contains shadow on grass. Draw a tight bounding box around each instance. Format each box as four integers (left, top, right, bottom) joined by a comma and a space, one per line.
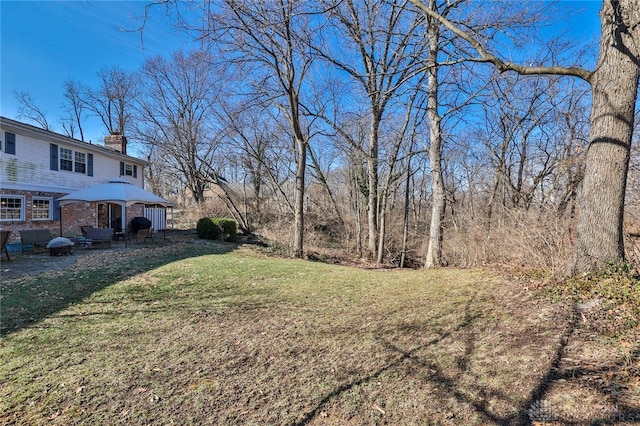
506, 309, 578, 425
0, 242, 237, 337
294, 332, 454, 426
296, 294, 639, 425
295, 296, 485, 425
511, 310, 640, 425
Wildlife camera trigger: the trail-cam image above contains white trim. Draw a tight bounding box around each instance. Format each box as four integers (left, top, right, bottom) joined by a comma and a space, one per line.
0, 116, 147, 166
32, 196, 53, 221
0, 181, 83, 194
0, 194, 26, 222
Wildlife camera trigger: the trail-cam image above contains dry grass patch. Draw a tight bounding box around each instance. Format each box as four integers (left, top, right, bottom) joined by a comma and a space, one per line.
533, 264, 640, 425
0, 245, 603, 425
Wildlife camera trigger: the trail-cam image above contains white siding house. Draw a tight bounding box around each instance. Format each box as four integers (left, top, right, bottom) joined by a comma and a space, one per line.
0, 116, 155, 242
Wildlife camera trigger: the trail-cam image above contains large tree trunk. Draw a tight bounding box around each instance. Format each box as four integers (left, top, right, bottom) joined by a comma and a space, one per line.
425, 17, 445, 269
400, 152, 413, 268
367, 118, 380, 259
568, 0, 640, 274
350, 166, 364, 258
293, 137, 306, 258
425, 132, 445, 268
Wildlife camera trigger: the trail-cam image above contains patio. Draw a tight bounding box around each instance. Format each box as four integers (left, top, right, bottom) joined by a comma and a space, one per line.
0, 230, 193, 280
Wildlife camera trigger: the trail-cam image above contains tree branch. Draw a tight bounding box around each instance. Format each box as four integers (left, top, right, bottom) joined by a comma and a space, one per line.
407, 0, 594, 82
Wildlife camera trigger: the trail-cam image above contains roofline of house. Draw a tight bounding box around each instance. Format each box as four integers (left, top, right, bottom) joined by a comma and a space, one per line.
0, 116, 148, 166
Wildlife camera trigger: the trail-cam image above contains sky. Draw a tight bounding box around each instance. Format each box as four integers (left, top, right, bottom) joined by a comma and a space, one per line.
1, 0, 602, 148
0, 0, 198, 145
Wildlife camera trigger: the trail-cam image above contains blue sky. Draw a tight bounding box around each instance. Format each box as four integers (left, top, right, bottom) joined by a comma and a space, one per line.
1, 0, 602, 147
1, 0, 197, 144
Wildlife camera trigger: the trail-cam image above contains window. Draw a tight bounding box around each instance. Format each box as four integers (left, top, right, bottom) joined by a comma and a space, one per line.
51, 145, 92, 176
75, 152, 86, 174
0, 196, 25, 221
60, 148, 73, 171
3, 132, 16, 155
32, 197, 53, 220
120, 162, 138, 178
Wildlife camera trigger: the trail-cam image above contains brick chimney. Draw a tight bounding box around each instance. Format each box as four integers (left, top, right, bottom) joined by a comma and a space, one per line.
104, 132, 127, 155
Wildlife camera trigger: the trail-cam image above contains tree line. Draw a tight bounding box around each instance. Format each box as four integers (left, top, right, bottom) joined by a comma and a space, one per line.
15, 0, 640, 274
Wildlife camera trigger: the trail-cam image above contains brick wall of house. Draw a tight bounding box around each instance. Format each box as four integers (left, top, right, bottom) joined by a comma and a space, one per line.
127, 204, 143, 223
61, 202, 97, 237
62, 202, 144, 236
0, 189, 64, 243
1, 188, 149, 244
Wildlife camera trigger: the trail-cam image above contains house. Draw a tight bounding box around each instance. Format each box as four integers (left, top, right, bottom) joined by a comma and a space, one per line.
0, 116, 167, 244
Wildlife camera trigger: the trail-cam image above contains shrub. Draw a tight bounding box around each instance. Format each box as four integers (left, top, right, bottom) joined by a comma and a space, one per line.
213, 217, 237, 242
196, 217, 237, 241
196, 217, 221, 240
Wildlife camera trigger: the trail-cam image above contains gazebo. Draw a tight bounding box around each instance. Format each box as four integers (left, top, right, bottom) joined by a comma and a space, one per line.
57, 177, 172, 246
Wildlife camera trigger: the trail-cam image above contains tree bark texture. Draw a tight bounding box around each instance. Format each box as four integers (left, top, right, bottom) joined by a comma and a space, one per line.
350, 166, 364, 258
569, 0, 640, 273
425, 17, 445, 269
367, 119, 380, 259
293, 137, 306, 259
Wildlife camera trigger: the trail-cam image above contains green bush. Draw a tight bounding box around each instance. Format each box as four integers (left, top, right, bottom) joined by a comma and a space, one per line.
213, 217, 237, 242
196, 217, 221, 240
196, 217, 237, 241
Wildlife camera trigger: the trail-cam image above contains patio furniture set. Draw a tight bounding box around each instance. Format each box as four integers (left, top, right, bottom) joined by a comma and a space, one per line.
0, 222, 154, 259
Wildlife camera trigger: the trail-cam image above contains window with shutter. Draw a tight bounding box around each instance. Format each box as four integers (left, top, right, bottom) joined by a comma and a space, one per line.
5, 132, 16, 155
50, 144, 59, 170
32, 197, 53, 220
87, 153, 93, 177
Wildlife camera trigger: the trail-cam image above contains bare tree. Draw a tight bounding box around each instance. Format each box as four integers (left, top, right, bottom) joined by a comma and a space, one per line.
83, 66, 137, 135
135, 50, 223, 204
413, 0, 553, 268
548, 82, 591, 218
481, 74, 561, 221
314, 0, 428, 260
61, 80, 86, 141
207, 0, 317, 258
307, 141, 345, 227
220, 102, 298, 226
409, 0, 639, 274
14, 91, 51, 131
422, 1, 445, 268
376, 84, 424, 263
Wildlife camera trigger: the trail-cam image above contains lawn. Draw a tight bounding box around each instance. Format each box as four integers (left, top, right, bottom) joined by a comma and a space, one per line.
1, 242, 638, 425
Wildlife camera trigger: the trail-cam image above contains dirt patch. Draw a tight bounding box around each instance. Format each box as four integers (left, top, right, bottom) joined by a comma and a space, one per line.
2, 247, 114, 279
0, 230, 197, 280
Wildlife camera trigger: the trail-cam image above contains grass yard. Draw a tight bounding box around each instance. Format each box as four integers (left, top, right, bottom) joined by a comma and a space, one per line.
1, 242, 638, 425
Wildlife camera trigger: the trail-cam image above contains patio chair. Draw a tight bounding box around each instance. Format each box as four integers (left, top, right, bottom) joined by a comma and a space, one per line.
128, 217, 154, 244
1, 230, 11, 261
80, 225, 94, 238
85, 227, 113, 249
134, 227, 154, 244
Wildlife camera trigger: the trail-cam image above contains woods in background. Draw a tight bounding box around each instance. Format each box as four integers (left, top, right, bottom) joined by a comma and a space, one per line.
15, 0, 640, 273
